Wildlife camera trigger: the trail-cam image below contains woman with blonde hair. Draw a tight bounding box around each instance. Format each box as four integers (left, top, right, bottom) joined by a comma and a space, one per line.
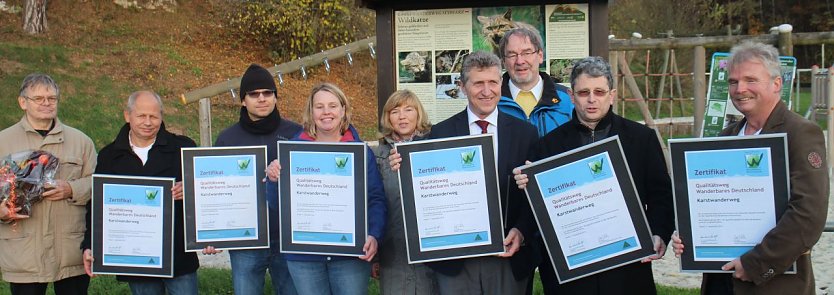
268, 83, 387, 295
372, 89, 438, 294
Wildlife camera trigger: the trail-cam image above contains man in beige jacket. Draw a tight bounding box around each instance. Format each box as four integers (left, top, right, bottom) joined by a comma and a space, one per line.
0, 73, 97, 294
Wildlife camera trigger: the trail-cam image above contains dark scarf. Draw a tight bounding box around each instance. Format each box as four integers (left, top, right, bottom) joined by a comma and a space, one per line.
239, 106, 282, 134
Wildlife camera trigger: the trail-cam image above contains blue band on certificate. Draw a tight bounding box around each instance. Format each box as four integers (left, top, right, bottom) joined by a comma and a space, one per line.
198, 228, 258, 240
104, 184, 163, 207
194, 155, 256, 178
567, 237, 639, 268
103, 255, 162, 268
293, 232, 354, 244
420, 231, 490, 250
290, 151, 354, 176
536, 154, 614, 198
410, 146, 483, 176
694, 246, 753, 258
686, 148, 771, 179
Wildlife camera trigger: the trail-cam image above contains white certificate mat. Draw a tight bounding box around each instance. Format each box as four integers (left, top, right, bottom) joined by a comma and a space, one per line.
182, 146, 270, 251
519, 136, 655, 284
92, 175, 174, 278
278, 142, 368, 256
396, 134, 505, 264
669, 134, 792, 273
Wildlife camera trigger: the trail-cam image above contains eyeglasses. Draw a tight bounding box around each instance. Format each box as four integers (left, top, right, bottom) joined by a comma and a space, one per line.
574, 89, 610, 98
23, 95, 59, 105
504, 50, 540, 60
246, 90, 276, 99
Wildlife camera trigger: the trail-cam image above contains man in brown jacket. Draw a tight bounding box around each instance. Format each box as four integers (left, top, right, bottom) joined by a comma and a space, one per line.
673, 41, 829, 295
0, 73, 97, 294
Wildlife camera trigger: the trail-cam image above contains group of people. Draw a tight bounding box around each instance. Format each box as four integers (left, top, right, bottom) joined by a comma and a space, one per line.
0, 26, 827, 295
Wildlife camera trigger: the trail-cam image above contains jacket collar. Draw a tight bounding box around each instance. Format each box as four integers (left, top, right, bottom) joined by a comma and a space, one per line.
570, 107, 615, 133
111, 122, 172, 151
19, 116, 63, 135
726, 101, 788, 135
501, 72, 563, 108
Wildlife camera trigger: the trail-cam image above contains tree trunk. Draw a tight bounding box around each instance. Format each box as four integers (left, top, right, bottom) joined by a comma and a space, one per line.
23, 0, 47, 34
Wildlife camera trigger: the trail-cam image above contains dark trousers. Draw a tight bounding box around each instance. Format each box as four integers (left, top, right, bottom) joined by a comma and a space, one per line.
9, 275, 89, 295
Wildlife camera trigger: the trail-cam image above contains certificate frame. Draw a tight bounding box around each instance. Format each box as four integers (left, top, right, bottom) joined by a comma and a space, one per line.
91, 174, 175, 278
277, 141, 368, 256
182, 146, 269, 251
396, 134, 505, 263
517, 136, 655, 284
669, 134, 791, 273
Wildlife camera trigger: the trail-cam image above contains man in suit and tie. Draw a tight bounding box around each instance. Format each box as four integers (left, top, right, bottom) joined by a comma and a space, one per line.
390, 51, 539, 295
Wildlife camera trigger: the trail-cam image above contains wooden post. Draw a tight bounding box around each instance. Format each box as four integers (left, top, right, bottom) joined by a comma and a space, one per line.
825, 66, 834, 173
811, 66, 820, 120
693, 46, 707, 137
609, 50, 619, 114
654, 48, 671, 117
778, 24, 793, 56
198, 98, 212, 147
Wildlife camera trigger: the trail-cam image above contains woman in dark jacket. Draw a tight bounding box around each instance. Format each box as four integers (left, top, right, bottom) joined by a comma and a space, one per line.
371, 90, 438, 294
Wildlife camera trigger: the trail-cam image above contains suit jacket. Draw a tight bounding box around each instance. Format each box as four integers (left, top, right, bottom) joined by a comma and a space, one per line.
703, 101, 829, 295
531, 109, 673, 295
426, 109, 540, 280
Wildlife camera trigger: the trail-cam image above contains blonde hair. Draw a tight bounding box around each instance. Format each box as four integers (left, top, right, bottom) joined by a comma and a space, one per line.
379, 90, 432, 139
302, 83, 351, 139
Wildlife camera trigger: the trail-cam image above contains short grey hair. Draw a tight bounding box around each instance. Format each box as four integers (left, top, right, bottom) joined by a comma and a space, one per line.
498, 28, 543, 59
570, 56, 614, 90
727, 41, 781, 79
460, 51, 501, 85
126, 90, 164, 114
19, 73, 60, 97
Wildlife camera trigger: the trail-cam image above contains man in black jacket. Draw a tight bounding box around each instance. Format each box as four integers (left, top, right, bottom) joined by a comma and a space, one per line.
514, 56, 674, 295
81, 90, 200, 294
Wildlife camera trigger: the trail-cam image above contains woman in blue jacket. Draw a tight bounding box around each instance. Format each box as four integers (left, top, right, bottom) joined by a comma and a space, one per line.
267, 82, 387, 295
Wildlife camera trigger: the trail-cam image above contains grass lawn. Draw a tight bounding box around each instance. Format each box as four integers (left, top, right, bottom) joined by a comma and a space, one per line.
0, 268, 699, 294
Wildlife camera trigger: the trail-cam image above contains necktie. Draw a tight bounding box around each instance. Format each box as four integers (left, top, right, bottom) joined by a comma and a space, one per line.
516, 90, 537, 117
475, 120, 490, 134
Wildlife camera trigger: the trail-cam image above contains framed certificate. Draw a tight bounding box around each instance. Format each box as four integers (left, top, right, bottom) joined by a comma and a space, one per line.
181, 146, 269, 251
277, 141, 368, 256
670, 134, 792, 272
396, 134, 505, 263
518, 136, 655, 284
91, 175, 175, 278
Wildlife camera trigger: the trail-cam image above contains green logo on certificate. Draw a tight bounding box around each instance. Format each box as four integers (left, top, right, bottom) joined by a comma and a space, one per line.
335, 156, 349, 169
244, 230, 251, 236
460, 150, 476, 166
148, 258, 155, 264
475, 234, 482, 241
623, 241, 631, 248
588, 158, 604, 174
745, 153, 763, 168
237, 158, 251, 170
145, 189, 158, 201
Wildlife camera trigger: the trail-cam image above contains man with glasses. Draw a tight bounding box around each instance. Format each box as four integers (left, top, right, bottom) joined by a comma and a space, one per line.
205, 64, 301, 295
498, 28, 573, 137
513, 56, 674, 295
0, 73, 97, 294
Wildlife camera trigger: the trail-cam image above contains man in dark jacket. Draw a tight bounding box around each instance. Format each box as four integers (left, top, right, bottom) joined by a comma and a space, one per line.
514, 56, 674, 295
390, 51, 539, 295
81, 90, 200, 294
497, 28, 573, 137
211, 64, 302, 295
673, 41, 829, 295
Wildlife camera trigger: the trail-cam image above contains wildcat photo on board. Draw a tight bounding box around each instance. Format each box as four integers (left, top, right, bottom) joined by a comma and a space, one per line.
472, 6, 544, 56
398, 51, 432, 83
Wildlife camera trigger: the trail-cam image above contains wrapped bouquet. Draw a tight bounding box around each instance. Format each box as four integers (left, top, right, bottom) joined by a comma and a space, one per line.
0, 150, 59, 218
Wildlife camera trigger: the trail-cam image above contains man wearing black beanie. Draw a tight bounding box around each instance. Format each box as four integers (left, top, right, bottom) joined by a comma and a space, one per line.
208, 64, 302, 295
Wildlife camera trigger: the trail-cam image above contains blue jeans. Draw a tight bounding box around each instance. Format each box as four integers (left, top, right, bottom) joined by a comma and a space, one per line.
127, 271, 198, 295
229, 248, 297, 295
286, 259, 370, 295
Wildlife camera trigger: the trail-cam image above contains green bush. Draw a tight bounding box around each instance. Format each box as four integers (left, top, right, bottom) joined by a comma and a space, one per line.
223, 0, 375, 63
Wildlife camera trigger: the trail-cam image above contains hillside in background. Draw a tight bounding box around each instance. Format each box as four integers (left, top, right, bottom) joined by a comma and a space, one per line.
0, 0, 379, 148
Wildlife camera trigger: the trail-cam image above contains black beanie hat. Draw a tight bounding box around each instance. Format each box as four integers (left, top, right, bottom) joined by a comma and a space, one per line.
239, 64, 276, 101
